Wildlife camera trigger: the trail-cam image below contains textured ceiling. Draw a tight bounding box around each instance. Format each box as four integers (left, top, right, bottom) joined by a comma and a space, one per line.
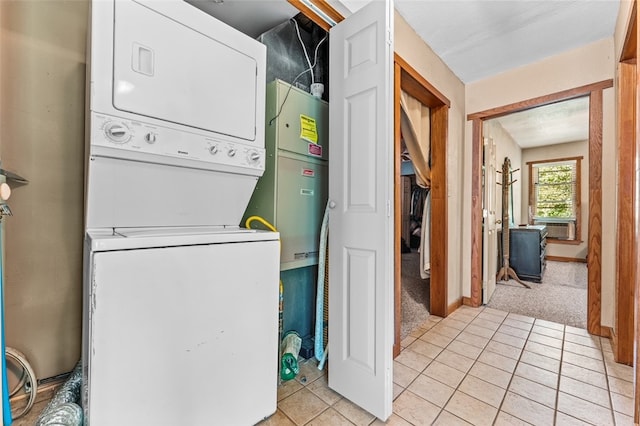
395, 0, 620, 83
493, 97, 589, 148
189, 1, 620, 84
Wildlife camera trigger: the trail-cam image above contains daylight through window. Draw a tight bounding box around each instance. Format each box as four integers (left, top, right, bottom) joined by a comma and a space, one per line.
528, 157, 582, 241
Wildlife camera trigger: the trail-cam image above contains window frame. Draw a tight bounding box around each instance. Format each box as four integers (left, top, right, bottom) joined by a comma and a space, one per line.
527, 156, 583, 244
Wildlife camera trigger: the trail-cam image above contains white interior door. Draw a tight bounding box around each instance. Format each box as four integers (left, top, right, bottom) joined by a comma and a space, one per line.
328, 0, 394, 421
483, 136, 498, 303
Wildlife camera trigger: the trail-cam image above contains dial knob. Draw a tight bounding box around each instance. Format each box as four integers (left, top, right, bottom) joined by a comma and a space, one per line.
227, 148, 237, 157
0, 183, 11, 201
247, 151, 261, 163
209, 145, 219, 155
144, 132, 157, 144
104, 122, 130, 144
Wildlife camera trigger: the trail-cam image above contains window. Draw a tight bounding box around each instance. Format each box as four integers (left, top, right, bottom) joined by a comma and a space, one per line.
528, 157, 582, 242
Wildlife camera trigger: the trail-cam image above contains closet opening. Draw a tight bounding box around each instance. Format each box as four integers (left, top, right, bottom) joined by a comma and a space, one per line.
393, 56, 450, 357
398, 93, 432, 341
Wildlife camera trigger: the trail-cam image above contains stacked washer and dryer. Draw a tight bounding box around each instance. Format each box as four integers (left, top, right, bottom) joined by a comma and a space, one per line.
82, 1, 279, 424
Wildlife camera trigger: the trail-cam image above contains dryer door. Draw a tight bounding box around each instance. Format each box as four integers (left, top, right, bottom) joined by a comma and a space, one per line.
112, 0, 262, 142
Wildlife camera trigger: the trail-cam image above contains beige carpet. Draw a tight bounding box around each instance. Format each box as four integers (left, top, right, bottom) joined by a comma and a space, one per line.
486, 260, 587, 329
401, 251, 430, 339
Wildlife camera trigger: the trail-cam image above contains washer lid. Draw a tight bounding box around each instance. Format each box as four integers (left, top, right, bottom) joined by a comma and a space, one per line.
86, 227, 279, 252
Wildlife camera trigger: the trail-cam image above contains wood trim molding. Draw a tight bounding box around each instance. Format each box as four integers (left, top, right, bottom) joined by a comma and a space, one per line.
470, 119, 484, 307
601, 326, 613, 339
621, 0, 637, 63
546, 239, 583, 246
618, 3, 640, 420
393, 62, 402, 359
587, 89, 603, 337
528, 160, 535, 225
575, 156, 583, 246
618, 1, 640, 421
309, 0, 344, 24
393, 59, 449, 350
525, 155, 584, 165
447, 298, 463, 315
615, 62, 636, 366
545, 255, 587, 263
462, 297, 474, 306
430, 105, 448, 317
395, 54, 451, 108
634, 6, 640, 422
287, 0, 333, 31
467, 80, 614, 121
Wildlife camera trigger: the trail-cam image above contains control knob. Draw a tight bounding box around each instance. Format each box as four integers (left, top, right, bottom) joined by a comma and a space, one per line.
209, 145, 219, 155
144, 132, 157, 144
104, 122, 131, 144
227, 147, 237, 157
247, 151, 261, 163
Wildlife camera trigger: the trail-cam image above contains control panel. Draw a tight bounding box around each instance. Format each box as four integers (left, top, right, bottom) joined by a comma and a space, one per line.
90, 113, 265, 172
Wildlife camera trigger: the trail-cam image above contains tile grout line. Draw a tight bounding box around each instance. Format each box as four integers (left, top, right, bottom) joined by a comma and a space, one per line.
491, 312, 536, 425
552, 323, 565, 425
602, 337, 618, 426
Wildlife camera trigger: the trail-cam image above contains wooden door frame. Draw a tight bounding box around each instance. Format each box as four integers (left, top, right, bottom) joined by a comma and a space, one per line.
393, 55, 450, 357
617, 65, 636, 364
618, 0, 640, 421
467, 80, 612, 339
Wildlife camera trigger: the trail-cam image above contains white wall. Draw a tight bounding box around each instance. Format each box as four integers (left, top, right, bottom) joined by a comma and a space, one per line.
521, 140, 589, 260
484, 120, 522, 225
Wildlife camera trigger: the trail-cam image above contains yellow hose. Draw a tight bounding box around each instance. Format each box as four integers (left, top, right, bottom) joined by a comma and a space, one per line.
245, 215, 277, 232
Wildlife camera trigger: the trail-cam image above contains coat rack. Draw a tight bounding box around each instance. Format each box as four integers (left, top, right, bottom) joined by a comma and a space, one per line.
496, 157, 530, 289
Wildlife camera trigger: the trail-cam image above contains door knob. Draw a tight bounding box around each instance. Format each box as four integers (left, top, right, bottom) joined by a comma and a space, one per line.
329, 200, 336, 209
496, 219, 502, 224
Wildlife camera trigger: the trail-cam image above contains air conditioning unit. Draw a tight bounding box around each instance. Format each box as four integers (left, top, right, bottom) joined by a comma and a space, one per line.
533, 219, 576, 240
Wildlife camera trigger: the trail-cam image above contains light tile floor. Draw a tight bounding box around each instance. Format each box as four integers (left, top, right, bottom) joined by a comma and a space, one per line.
262, 305, 636, 426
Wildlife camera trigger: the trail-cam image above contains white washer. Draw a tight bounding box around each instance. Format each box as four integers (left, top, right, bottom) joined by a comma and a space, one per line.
83, 228, 279, 425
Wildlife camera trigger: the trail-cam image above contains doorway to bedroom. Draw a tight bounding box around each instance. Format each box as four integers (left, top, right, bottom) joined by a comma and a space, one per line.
481, 98, 590, 329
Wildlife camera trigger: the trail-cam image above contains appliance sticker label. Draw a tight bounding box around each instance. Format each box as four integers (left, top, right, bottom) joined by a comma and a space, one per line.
308, 143, 322, 157
302, 168, 315, 177
300, 115, 318, 144
301, 189, 314, 196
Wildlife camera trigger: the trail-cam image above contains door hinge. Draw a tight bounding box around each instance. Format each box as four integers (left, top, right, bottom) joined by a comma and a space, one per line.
386, 30, 393, 46
387, 200, 391, 217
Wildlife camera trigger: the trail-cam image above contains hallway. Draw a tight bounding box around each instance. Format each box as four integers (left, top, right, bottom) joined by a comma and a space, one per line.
266, 306, 634, 425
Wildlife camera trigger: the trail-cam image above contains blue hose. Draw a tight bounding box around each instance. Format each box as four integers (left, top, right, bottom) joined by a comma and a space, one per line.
1, 223, 11, 425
